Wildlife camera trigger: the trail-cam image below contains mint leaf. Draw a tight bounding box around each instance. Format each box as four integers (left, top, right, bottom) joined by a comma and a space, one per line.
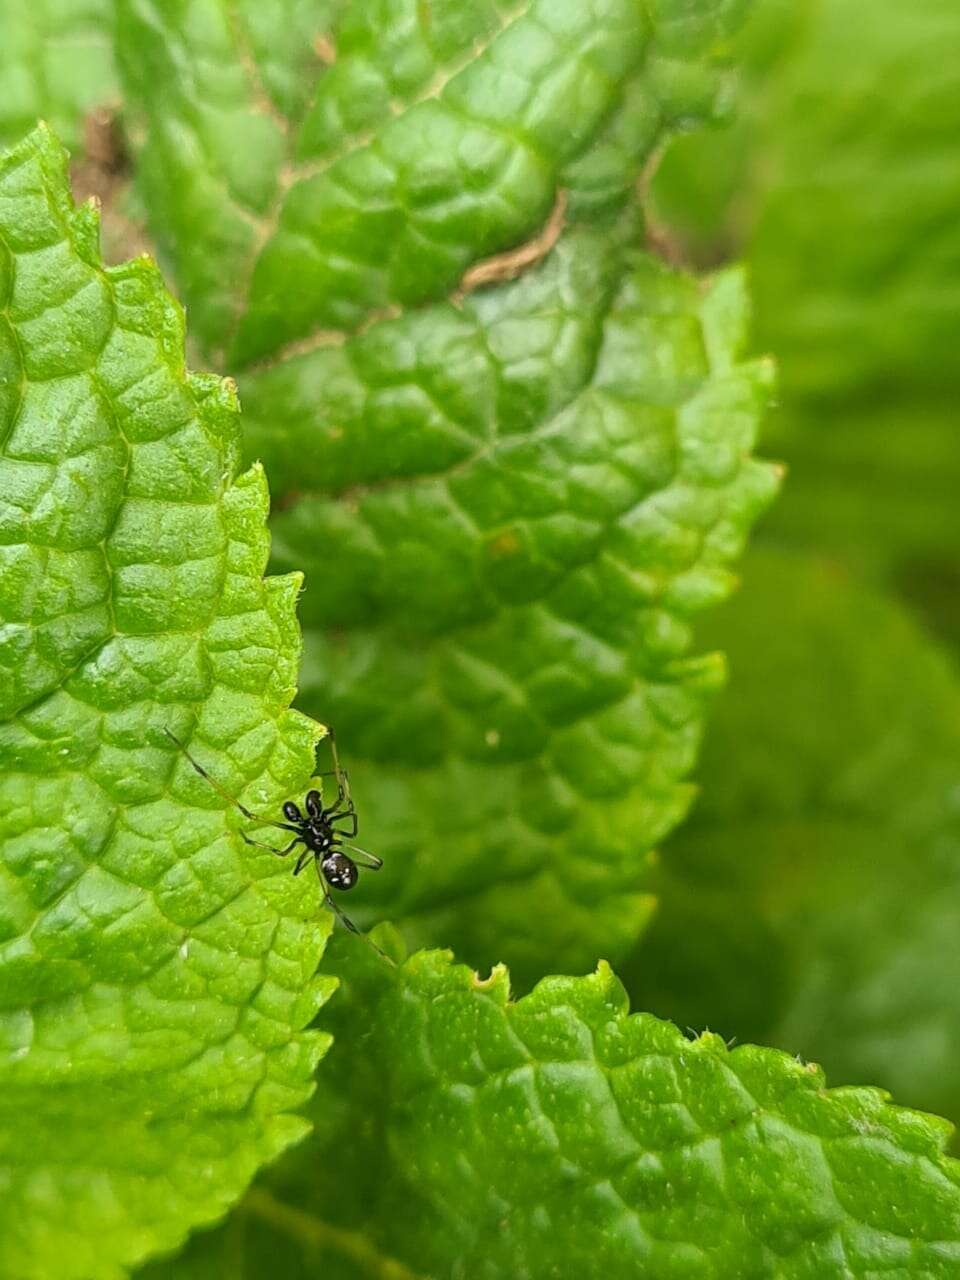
146, 939, 960, 1279
115, 0, 744, 364
0, 127, 335, 1279
624, 546, 960, 1126
0, 2, 118, 154
646, 0, 803, 263
255, 248, 777, 984
111, 0, 776, 982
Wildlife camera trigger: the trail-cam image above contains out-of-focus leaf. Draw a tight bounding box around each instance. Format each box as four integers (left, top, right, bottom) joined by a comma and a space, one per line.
651, 0, 960, 638
747, 0, 960, 405
0, 1, 118, 154
0, 126, 335, 1279
766, 400, 960, 611
623, 546, 960, 1126
652, 0, 960, 404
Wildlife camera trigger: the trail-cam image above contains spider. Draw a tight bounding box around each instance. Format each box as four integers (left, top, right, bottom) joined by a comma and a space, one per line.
164, 727, 382, 943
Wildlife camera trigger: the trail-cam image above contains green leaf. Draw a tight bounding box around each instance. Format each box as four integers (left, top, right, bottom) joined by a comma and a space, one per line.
258, 248, 777, 985
112, 0, 776, 983
115, 0, 746, 364
0, 1, 119, 154
0, 126, 336, 1279
146, 938, 960, 1279
623, 546, 960, 1126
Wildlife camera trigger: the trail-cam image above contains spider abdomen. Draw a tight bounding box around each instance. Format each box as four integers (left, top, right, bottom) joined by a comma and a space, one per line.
322, 852, 359, 891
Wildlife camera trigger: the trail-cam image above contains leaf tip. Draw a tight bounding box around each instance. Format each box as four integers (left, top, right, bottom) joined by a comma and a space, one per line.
471, 962, 511, 999
592, 959, 631, 1012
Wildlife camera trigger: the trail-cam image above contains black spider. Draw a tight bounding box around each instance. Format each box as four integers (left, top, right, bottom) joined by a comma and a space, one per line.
164, 727, 382, 942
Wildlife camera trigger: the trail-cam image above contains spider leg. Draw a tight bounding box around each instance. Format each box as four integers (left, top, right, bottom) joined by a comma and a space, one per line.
313, 771, 355, 819
239, 833, 302, 858
326, 729, 352, 807
324, 890, 361, 936
315, 858, 360, 935
293, 848, 314, 876
315, 861, 392, 963
329, 809, 358, 838
165, 729, 299, 833
341, 842, 382, 870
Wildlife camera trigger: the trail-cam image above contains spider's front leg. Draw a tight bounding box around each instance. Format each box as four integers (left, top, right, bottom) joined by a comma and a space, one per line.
165, 729, 302, 835
331, 809, 359, 839
239, 833, 302, 858
326, 728, 353, 808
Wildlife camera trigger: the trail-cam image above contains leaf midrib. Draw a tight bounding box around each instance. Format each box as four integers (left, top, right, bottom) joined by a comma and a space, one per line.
244, 1187, 428, 1280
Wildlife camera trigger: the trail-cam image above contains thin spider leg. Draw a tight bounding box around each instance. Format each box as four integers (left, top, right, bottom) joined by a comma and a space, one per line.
239, 833, 302, 858
313, 768, 353, 798
315, 858, 359, 936
293, 849, 313, 876
324, 890, 360, 935
326, 729, 351, 806
329, 810, 358, 838
342, 842, 383, 870
318, 779, 356, 824
165, 729, 299, 833
315, 862, 393, 963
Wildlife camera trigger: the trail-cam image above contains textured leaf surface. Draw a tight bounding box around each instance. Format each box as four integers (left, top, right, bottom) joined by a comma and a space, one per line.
147, 937, 960, 1279
262, 249, 777, 984
0, 1, 119, 153
0, 127, 336, 1279
116, 0, 744, 364
112, 0, 775, 984
623, 547, 960, 1127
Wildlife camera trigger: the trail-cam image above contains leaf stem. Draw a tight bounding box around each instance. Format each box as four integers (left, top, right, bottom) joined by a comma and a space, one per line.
243, 1188, 426, 1280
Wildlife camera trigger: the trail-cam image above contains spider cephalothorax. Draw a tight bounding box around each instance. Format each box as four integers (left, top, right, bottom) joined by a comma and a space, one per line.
165, 728, 382, 939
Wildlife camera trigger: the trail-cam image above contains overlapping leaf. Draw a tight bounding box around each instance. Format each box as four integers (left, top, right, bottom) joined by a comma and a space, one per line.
0, 127, 335, 1279
256, 248, 777, 984
147, 936, 960, 1279
116, 0, 745, 364
624, 546, 960, 1126
2, 4, 959, 1279
113, 0, 776, 984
